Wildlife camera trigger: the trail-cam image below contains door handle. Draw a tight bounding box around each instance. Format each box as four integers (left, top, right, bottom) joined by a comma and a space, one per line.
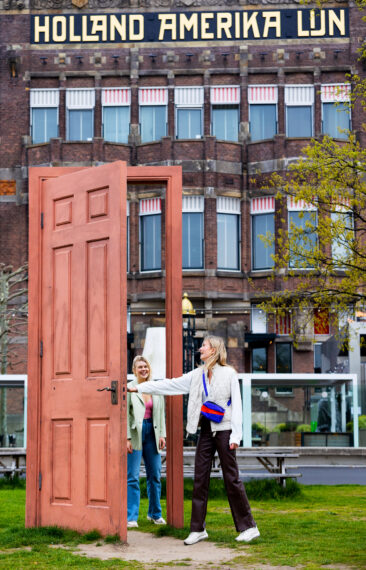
97, 380, 118, 405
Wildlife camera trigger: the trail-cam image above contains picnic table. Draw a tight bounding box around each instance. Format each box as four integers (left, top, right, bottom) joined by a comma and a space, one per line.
0, 448, 26, 477
142, 447, 301, 487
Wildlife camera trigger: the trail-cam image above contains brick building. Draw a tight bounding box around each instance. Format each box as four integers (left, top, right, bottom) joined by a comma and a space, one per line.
1, 0, 365, 436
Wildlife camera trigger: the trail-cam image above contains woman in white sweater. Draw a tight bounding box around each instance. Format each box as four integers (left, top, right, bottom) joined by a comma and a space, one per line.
127, 335, 259, 545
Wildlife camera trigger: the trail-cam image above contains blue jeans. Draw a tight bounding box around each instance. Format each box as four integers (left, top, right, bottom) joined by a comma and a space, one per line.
127, 419, 162, 522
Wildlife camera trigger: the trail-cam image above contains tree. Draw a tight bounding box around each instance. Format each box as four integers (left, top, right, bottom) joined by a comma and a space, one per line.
0, 263, 28, 445
258, 97, 366, 341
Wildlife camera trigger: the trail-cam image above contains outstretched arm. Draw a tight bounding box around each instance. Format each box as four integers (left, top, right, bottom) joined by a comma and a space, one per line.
127, 372, 193, 395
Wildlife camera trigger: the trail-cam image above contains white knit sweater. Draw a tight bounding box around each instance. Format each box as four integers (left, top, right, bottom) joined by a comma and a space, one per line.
136, 364, 243, 445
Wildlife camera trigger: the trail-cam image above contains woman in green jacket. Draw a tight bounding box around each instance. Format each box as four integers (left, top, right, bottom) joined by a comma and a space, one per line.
127, 355, 166, 528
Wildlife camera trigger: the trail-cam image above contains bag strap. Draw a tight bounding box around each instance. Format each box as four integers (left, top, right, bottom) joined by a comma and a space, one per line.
202, 371, 231, 406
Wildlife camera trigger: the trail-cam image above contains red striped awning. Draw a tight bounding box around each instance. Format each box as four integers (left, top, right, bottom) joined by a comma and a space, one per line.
251, 196, 275, 214
248, 85, 278, 104
139, 88, 168, 106
102, 88, 131, 106
321, 83, 350, 103
139, 198, 162, 215
210, 86, 240, 104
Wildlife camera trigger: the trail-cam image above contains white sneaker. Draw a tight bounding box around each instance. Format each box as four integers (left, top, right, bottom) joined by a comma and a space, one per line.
184, 530, 208, 545
127, 520, 138, 528
236, 526, 260, 542
147, 516, 167, 525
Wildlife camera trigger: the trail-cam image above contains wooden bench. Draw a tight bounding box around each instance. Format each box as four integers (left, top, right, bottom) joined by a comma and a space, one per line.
140, 448, 301, 487
0, 449, 26, 478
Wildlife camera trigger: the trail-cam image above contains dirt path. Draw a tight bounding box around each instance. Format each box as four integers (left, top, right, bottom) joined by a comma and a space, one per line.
74, 531, 240, 567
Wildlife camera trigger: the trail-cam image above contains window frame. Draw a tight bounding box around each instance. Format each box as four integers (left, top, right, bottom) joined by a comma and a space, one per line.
286, 105, 313, 138
251, 211, 275, 271
249, 103, 277, 142
176, 107, 203, 140
139, 212, 162, 272
288, 209, 318, 269
251, 346, 268, 373
182, 211, 204, 270
211, 104, 239, 142
31, 107, 59, 144
217, 212, 241, 271
275, 342, 293, 374
67, 109, 94, 142
140, 105, 167, 143
321, 102, 351, 139
102, 105, 130, 144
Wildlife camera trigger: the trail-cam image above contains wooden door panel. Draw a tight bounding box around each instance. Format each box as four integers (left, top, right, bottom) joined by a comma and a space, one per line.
87, 240, 108, 376
52, 420, 72, 503
39, 162, 127, 536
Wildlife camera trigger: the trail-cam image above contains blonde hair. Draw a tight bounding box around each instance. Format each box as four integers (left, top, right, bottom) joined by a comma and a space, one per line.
132, 355, 152, 382
202, 335, 229, 371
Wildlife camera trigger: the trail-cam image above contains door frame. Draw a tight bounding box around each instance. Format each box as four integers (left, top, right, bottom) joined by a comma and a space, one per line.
27, 165, 183, 531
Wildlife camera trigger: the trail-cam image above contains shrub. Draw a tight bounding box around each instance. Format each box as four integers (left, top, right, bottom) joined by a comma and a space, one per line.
252, 422, 268, 434
359, 415, 366, 429
295, 424, 311, 433
273, 421, 297, 432
346, 415, 366, 431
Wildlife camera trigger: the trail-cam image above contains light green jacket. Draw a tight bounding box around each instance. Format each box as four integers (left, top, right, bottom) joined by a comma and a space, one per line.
127, 378, 166, 453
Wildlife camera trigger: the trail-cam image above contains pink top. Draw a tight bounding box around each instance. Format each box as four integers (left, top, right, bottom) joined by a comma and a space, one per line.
144, 398, 153, 419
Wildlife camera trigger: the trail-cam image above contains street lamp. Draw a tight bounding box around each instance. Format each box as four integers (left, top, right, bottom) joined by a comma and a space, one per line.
182, 292, 196, 373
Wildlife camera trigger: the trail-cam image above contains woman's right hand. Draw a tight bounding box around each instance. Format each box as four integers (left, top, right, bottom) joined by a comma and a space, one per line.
127, 440, 133, 454
127, 385, 138, 392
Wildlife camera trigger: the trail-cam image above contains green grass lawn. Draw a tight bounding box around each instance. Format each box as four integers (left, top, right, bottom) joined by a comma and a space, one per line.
0, 480, 365, 569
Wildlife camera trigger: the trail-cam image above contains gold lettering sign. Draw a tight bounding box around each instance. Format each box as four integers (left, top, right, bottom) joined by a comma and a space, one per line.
31, 9, 348, 45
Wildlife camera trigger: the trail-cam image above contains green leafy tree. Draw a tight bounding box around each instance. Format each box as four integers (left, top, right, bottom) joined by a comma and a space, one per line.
258, 89, 366, 340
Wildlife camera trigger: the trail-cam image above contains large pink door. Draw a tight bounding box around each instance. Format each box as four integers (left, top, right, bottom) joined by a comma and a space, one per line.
27, 162, 127, 537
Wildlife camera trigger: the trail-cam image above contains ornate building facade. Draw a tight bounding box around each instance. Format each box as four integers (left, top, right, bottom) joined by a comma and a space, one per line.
1, 0, 365, 433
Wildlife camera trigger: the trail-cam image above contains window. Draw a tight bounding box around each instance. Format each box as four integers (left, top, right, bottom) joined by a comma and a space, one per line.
321, 84, 351, 139
140, 198, 161, 271
252, 347, 267, 373
331, 210, 353, 266
30, 89, 59, 144
182, 196, 204, 269
210, 85, 240, 141
66, 89, 95, 141
177, 109, 202, 139
212, 106, 239, 141
288, 199, 317, 269
250, 105, 277, 141
249, 85, 277, 142
314, 308, 329, 335
276, 311, 292, 335
276, 343, 292, 373
251, 305, 267, 333
287, 107, 312, 138
175, 87, 203, 139
139, 88, 168, 143
102, 88, 131, 143
217, 197, 240, 270
251, 197, 275, 270
285, 86, 314, 138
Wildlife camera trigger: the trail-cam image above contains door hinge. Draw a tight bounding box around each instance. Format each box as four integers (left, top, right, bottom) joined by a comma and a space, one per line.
41, 212, 44, 229
40, 340, 43, 358
39, 471, 42, 490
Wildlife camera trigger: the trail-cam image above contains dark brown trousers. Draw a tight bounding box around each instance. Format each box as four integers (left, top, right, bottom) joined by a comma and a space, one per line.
190, 416, 256, 533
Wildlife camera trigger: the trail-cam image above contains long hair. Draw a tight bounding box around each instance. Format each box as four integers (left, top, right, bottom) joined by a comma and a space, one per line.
132, 355, 152, 382
202, 335, 229, 371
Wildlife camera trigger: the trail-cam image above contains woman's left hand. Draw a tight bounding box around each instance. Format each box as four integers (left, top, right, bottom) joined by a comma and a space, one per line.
229, 443, 238, 450
159, 437, 166, 450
